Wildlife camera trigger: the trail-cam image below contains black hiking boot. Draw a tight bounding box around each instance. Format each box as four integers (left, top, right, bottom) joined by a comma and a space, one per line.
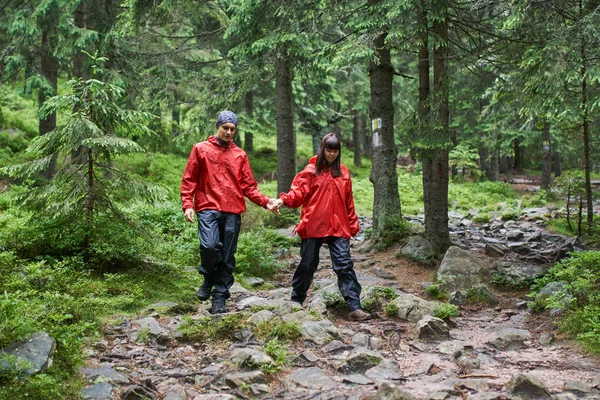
210, 299, 227, 314
197, 282, 213, 301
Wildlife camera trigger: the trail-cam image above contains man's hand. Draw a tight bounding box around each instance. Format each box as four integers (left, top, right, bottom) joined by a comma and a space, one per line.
184, 208, 196, 223
266, 198, 283, 215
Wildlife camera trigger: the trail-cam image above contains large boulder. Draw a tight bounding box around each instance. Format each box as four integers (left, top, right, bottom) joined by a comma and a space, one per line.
437, 246, 493, 292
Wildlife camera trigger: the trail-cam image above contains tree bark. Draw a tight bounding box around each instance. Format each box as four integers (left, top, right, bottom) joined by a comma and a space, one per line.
39, 26, 58, 179
422, 2, 450, 253
171, 90, 180, 137
368, 30, 401, 241
244, 91, 254, 152
513, 138, 522, 172
541, 120, 552, 190
553, 151, 562, 177
352, 109, 362, 166
275, 54, 296, 194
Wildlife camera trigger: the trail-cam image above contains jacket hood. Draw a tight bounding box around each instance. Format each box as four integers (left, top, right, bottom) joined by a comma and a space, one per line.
208, 135, 237, 148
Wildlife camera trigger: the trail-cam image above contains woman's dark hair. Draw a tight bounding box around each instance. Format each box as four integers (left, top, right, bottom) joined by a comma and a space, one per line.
315, 133, 341, 177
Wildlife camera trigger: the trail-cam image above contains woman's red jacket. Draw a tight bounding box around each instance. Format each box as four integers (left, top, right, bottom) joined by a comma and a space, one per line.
279, 156, 360, 239
180, 136, 268, 214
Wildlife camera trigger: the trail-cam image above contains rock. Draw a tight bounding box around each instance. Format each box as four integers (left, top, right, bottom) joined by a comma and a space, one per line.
449, 291, 467, 305
437, 247, 493, 292
337, 350, 382, 374
225, 370, 267, 387
82, 382, 114, 400
342, 373, 373, 385
231, 348, 274, 369
563, 379, 592, 394
80, 364, 130, 384
506, 373, 552, 400
371, 382, 417, 399
400, 236, 435, 261
300, 320, 340, 345
365, 358, 402, 381
287, 367, 337, 390
388, 293, 438, 322
416, 316, 450, 341
0, 331, 56, 376
486, 328, 531, 350
484, 243, 506, 258
494, 260, 548, 287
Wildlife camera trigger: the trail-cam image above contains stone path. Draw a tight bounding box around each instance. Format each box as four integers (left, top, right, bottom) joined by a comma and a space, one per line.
80, 237, 600, 400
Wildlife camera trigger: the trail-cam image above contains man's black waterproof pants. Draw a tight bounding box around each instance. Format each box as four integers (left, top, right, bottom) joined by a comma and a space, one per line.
291, 236, 362, 311
197, 210, 241, 301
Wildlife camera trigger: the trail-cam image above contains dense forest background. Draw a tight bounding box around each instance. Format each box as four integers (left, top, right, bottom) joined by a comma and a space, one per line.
1, 0, 600, 398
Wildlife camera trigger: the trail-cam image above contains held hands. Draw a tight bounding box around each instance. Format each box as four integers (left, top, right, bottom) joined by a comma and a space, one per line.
266, 198, 284, 215
184, 208, 196, 223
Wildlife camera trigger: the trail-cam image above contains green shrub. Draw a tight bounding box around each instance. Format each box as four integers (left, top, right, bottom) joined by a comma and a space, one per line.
235, 228, 282, 278
383, 302, 399, 317
178, 314, 247, 342
255, 320, 301, 342
261, 338, 288, 374
425, 284, 449, 301
434, 303, 460, 320
530, 251, 600, 352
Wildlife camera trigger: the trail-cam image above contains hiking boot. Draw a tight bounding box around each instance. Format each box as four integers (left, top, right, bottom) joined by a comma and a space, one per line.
197, 281, 213, 301
210, 299, 227, 314
348, 309, 370, 322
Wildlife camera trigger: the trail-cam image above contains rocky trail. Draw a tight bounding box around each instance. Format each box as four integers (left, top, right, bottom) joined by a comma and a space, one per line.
75, 210, 600, 400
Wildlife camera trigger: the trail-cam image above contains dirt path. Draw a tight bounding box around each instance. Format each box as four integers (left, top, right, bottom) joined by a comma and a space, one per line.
81, 239, 600, 400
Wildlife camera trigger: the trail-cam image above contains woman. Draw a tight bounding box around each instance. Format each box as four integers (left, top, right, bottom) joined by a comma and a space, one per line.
277, 133, 369, 321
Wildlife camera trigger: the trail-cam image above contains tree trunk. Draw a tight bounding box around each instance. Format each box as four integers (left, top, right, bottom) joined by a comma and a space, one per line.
489, 148, 499, 181
580, 1, 593, 227
73, 0, 87, 81
275, 54, 296, 194
361, 112, 371, 157
368, 30, 401, 242
541, 120, 552, 190
171, 90, 180, 137
244, 91, 254, 152
422, 2, 450, 253
553, 151, 562, 177
513, 138, 522, 172
352, 109, 362, 166
39, 26, 58, 179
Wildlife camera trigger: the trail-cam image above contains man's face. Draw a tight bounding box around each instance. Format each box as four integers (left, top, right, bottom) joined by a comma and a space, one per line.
217, 123, 236, 142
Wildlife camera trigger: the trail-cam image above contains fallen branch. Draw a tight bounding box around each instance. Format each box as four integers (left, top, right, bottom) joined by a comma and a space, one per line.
459, 373, 499, 379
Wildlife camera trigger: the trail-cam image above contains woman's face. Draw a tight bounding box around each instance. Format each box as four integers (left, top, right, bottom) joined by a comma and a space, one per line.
324, 148, 339, 165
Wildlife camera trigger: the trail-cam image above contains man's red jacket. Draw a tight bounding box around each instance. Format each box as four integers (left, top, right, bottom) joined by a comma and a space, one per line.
280, 156, 360, 240
181, 136, 268, 214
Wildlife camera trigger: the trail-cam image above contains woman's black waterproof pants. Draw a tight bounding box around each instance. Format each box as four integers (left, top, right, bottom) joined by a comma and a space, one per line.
291, 236, 362, 311
196, 210, 241, 301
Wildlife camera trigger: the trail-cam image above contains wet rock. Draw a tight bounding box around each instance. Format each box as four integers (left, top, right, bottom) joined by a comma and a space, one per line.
247, 309, 275, 325
506, 373, 552, 400
0, 331, 56, 376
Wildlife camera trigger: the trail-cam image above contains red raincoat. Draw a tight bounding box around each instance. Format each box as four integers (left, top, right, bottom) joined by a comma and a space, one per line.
181, 136, 268, 214
280, 156, 360, 239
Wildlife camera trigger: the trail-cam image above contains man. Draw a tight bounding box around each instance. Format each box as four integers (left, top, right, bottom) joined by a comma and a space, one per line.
181, 110, 280, 314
